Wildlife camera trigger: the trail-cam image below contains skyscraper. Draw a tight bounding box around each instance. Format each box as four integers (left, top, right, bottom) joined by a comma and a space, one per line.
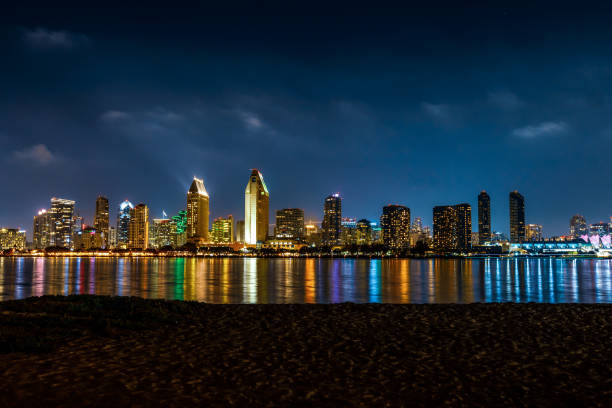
478, 191, 491, 243
275, 208, 305, 240
569, 214, 587, 238
49, 197, 75, 249
211, 215, 234, 244
33, 209, 51, 249
433, 205, 457, 252
94, 195, 110, 248
380, 205, 411, 249
355, 219, 372, 245
526, 224, 543, 241
128, 204, 149, 249
454, 203, 472, 250
151, 218, 174, 248
235, 220, 245, 243
244, 169, 269, 244
186, 177, 210, 244
117, 200, 134, 247
509, 191, 525, 243
322, 194, 342, 245
0, 229, 26, 251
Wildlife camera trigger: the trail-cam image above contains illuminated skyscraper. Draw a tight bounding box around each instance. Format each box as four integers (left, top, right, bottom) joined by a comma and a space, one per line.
108, 226, 117, 248
33, 209, 51, 249
117, 200, 133, 247
569, 214, 587, 238
211, 215, 234, 244
454, 203, 472, 250
433, 205, 457, 252
526, 224, 543, 241
244, 169, 269, 244
49, 197, 75, 249
275, 208, 304, 240
128, 204, 149, 249
186, 177, 210, 244
478, 191, 491, 243
509, 191, 525, 242
0, 228, 26, 251
235, 220, 245, 243
151, 218, 174, 248
94, 195, 110, 248
356, 219, 372, 245
322, 194, 342, 245
381, 205, 411, 249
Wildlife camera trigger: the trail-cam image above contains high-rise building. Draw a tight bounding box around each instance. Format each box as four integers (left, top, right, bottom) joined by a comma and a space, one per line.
0, 228, 26, 251
244, 169, 269, 244
322, 194, 342, 245
341, 217, 358, 245
33, 209, 52, 249
275, 208, 304, 240
509, 191, 525, 243
589, 222, 609, 236
526, 224, 543, 241
412, 217, 423, 234
478, 191, 491, 243
433, 205, 457, 252
569, 214, 587, 238
235, 220, 245, 243
186, 177, 210, 244
304, 222, 322, 245
49, 197, 75, 249
151, 218, 174, 248
211, 215, 234, 244
356, 219, 372, 245
108, 226, 117, 248
380, 205, 411, 249
454, 203, 472, 250
79, 226, 103, 250
94, 195, 110, 248
117, 200, 134, 247
128, 204, 149, 249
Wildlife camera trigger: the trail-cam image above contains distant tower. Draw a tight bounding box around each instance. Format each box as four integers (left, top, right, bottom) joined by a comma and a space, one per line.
509, 191, 525, 242
454, 203, 472, 250
94, 195, 110, 248
49, 197, 75, 249
380, 205, 411, 249
211, 215, 234, 244
433, 205, 457, 252
322, 194, 342, 245
186, 177, 210, 244
117, 200, 134, 246
244, 169, 270, 244
275, 208, 305, 240
128, 204, 149, 249
478, 191, 491, 243
569, 214, 587, 238
33, 209, 51, 249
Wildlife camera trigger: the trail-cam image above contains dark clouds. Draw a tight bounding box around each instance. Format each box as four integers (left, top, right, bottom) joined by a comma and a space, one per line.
2, 2, 612, 237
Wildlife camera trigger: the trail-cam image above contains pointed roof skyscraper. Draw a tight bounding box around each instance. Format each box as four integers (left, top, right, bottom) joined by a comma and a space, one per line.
245, 169, 270, 244
186, 177, 210, 244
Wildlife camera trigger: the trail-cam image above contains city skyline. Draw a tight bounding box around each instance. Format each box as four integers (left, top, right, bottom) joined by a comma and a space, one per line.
4, 4, 612, 235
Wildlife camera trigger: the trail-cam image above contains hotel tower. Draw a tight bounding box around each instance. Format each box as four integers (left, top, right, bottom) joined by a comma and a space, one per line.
244, 169, 269, 244
186, 177, 210, 244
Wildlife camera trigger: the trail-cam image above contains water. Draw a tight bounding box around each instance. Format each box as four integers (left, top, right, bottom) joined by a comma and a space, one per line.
0, 257, 611, 303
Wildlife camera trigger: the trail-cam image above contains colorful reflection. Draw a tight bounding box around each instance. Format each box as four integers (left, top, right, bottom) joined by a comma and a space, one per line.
0, 257, 611, 303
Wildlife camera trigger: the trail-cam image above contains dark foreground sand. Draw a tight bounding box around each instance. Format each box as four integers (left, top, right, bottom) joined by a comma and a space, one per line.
0, 296, 610, 407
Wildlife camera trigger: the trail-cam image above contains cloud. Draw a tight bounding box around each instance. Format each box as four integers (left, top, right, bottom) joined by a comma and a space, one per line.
487, 92, 525, 110
512, 122, 568, 138
11, 144, 57, 165
100, 110, 131, 122
421, 102, 462, 127
422, 102, 451, 119
21, 27, 90, 49
237, 110, 264, 131
146, 107, 183, 122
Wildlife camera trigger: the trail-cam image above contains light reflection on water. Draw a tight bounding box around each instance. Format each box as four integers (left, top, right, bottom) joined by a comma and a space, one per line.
0, 257, 611, 303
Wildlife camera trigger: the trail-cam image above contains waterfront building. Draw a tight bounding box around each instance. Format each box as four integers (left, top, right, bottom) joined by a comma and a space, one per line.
72, 213, 83, 250
370, 222, 382, 243
478, 191, 491, 243
80, 226, 103, 250
49, 197, 75, 249
33, 209, 52, 249
128, 204, 149, 249
471, 232, 479, 246
151, 218, 174, 248
526, 224, 543, 241
186, 177, 210, 244
589, 222, 610, 236
381, 205, 411, 249
235, 220, 245, 243
304, 222, 322, 245
356, 219, 372, 245
341, 217, 358, 245
94, 195, 110, 248
171, 210, 188, 247
433, 206, 457, 252
244, 169, 270, 244
569, 214, 587, 238
454, 203, 472, 250
0, 228, 26, 251
108, 226, 117, 248
412, 217, 423, 234
211, 215, 234, 244
322, 194, 342, 245
509, 190, 525, 243
117, 200, 134, 247
275, 208, 304, 240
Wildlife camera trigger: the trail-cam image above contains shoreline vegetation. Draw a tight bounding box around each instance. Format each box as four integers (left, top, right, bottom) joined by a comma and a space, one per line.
0, 296, 610, 407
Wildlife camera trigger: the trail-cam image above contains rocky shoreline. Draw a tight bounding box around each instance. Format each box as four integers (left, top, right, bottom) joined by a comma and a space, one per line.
0, 296, 610, 407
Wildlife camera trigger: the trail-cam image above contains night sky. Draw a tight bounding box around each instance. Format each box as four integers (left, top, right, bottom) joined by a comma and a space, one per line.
3, 1, 612, 239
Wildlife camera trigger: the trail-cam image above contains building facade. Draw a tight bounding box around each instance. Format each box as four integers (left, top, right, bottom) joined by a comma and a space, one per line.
49, 197, 75, 249
33, 209, 51, 249
526, 224, 543, 241
94, 195, 110, 248
509, 191, 525, 243
0, 228, 26, 251
478, 191, 491, 243
235, 220, 245, 243
117, 200, 134, 247
454, 203, 472, 250
355, 219, 372, 245
275, 208, 304, 240
433, 205, 457, 252
211, 215, 234, 244
380, 205, 411, 249
569, 214, 587, 238
186, 177, 210, 244
322, 194, 342, 245
128, 204, 149, 249
244, 169, 269, 244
